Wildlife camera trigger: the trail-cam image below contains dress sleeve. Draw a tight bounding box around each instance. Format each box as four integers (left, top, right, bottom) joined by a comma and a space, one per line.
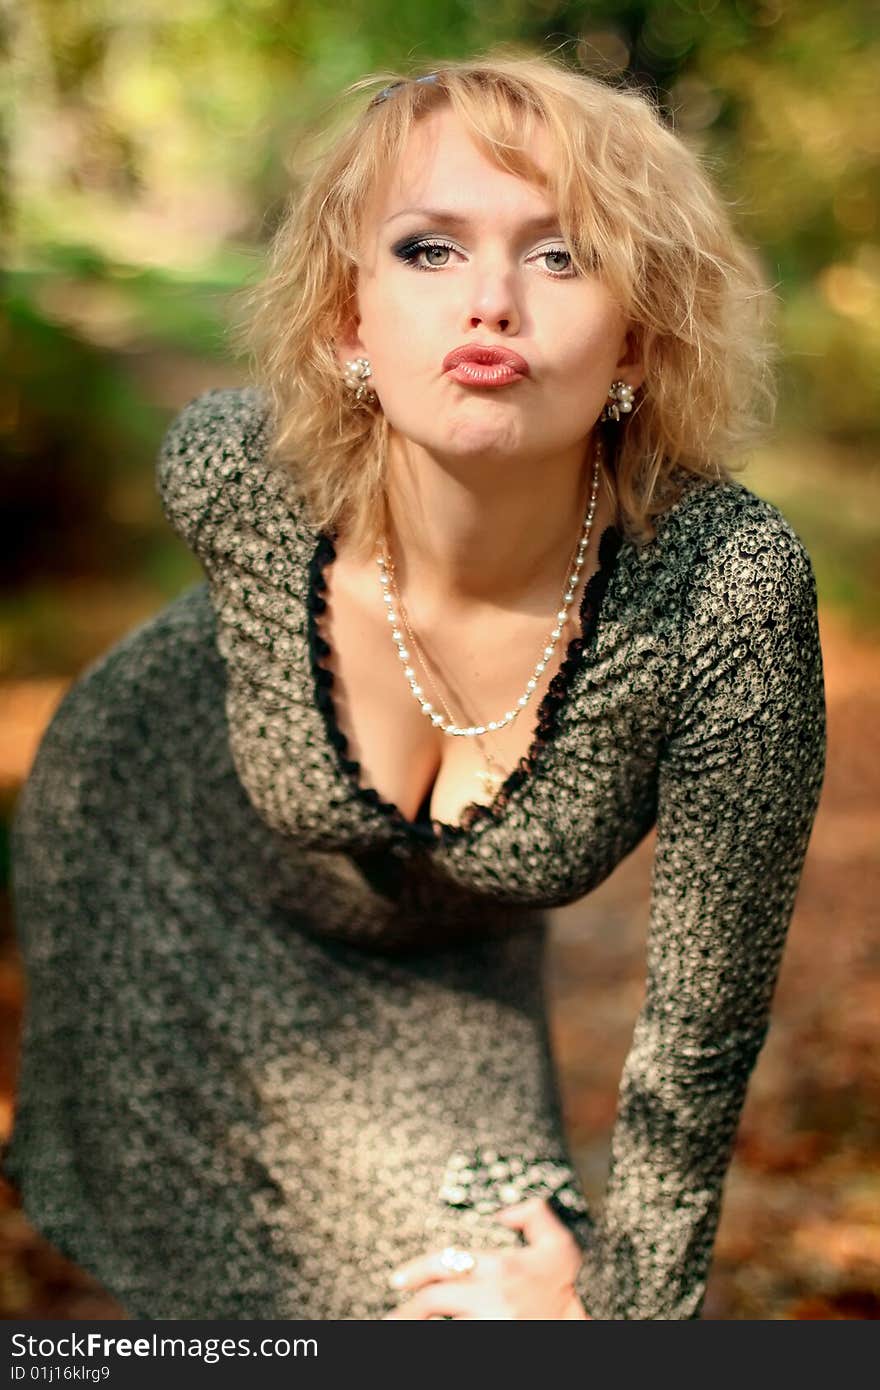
154, 385, 270, 566
573, 507, 827, 1319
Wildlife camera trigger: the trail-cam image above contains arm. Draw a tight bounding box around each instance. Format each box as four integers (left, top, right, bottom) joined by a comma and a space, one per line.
573, 508, 827, 1319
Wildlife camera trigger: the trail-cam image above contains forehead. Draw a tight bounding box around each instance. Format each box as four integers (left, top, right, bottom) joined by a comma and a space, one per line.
368, 105, 558, 222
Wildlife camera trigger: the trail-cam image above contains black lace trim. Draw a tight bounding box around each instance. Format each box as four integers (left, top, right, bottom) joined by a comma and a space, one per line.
306, 521, 624, 848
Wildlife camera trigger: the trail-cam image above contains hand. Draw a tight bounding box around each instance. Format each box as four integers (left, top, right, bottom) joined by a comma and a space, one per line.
383, 1196, 591, 1320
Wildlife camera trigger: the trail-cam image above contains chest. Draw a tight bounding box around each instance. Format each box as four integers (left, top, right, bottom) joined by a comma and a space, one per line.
315, 545, 588, 829
209, 507, 678, 907
314, 480, 630, 833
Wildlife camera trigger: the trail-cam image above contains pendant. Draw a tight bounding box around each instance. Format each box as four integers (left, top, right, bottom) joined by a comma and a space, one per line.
476, 768, 506, 799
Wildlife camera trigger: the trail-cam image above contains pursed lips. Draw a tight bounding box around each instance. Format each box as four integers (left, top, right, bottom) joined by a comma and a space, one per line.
442, 344, 531, 375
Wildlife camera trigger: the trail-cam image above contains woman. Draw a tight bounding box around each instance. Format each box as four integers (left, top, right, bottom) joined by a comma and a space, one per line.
3, 53, 826, 1320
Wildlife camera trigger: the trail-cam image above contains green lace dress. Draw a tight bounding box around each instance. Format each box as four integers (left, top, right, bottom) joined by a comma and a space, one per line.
2, 387, 827, 1319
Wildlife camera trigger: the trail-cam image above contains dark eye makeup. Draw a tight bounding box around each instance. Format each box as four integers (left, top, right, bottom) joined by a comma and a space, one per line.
390, 234, 579, 278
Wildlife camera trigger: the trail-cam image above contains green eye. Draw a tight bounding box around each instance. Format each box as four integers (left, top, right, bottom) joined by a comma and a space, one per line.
543, 249, 573, 274
393, 238, 458, 272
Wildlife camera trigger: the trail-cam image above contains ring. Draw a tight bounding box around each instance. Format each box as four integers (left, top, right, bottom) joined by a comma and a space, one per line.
439, 1246, 476, 1276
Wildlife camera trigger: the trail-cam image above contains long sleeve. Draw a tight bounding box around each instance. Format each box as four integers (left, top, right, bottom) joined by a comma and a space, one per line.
154, 385, 271, 566
573, 507, 827, 1319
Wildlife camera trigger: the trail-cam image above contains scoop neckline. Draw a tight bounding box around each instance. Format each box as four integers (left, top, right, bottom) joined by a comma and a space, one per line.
306, 521, 625, 848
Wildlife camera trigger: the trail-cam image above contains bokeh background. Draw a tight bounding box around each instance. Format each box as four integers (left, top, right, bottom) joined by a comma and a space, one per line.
1, 0, 878, 1320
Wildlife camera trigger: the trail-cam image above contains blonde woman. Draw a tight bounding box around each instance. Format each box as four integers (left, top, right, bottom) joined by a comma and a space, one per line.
3, 52, 826, 1320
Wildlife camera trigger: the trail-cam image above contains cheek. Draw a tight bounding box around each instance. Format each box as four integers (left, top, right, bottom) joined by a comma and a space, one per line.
544, 321, 623, 427
556, 301, 622, 364
548, 282, 624, 361
360, 298, 448, 410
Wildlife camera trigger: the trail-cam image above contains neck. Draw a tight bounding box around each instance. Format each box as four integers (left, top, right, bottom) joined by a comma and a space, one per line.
381, 431, 616, 616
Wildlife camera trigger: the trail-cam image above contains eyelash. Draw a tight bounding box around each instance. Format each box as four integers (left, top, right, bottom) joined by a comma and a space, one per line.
393, 237, 578, 278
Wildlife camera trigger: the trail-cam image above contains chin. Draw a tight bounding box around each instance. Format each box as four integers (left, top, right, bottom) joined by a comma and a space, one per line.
434, 432, 526, 462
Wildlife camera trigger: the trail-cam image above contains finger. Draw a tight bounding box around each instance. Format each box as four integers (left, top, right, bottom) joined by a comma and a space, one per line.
385, 1283, 478, 1319
495, 1198, 583, 1287
389, 1246, 483, 1293
494, 1195, 567, 1246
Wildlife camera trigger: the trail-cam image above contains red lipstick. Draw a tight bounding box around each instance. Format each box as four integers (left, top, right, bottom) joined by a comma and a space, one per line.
442, 344, 530, 388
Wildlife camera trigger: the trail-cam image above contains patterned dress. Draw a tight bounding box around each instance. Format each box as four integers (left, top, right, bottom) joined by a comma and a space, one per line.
2, 387, 827, 1319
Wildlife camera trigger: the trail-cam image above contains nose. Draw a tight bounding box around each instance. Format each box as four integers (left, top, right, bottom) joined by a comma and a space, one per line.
463, 259, 522, 337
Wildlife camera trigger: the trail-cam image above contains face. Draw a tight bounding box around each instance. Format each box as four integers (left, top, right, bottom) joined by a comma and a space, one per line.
336, 104, 644, 471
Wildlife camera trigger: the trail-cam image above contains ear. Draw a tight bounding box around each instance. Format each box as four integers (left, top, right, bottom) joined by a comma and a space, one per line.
333, 306, 368, 374
615, 327, 645, 393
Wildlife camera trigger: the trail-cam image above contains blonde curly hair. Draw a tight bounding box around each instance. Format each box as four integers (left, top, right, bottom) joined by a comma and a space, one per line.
232, 47, 777, 555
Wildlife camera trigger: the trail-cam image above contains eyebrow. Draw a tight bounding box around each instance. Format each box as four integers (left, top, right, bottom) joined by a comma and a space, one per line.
384, 207, 563, 232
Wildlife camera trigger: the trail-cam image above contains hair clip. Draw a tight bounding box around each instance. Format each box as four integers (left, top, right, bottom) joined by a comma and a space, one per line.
369, 72, 441, 108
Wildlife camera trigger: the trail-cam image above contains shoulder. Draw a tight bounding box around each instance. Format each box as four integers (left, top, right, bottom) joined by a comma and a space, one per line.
156, 385, 298, 552
158, 384, 270, 456
648, 472, 825, 746
651, 468, 819, 633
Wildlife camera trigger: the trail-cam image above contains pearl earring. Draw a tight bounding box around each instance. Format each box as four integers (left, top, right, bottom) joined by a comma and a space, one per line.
600, 380, 636, 423
343, 357, 378, 405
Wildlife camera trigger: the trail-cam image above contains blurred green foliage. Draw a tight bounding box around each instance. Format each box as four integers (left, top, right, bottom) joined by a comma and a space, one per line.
1, 5, 875, 1320
2, 0, 878, 689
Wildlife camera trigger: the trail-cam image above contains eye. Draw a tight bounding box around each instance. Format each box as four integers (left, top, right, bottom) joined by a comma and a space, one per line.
390, 235, 582, 278
532, 246, 577, 278
393, 238, 459, 272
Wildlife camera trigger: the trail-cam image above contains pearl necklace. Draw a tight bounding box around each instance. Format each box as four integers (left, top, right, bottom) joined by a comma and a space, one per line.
384, 559, 512, 798
375, 435, 603, 739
